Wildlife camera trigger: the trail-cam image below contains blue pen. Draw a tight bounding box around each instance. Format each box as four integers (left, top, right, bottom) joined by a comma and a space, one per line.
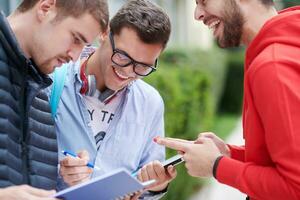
131, 168, 140, 177
61, 150, 101, 170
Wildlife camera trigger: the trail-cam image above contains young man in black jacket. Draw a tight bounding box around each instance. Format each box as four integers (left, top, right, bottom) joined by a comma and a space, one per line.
0, 0, 108, 199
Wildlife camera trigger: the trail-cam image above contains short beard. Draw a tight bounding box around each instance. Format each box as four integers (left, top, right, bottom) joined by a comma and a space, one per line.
218, 0, 245, 48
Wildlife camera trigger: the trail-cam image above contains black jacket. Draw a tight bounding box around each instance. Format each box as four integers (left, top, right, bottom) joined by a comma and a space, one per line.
0, 11, 58, 189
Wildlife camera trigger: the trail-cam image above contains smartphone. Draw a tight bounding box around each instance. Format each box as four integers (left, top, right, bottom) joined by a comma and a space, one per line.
162, 154, 184, 169
131, 155, 184, 177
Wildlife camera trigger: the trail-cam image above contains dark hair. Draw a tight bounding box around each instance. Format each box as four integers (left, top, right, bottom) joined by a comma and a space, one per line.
259, 0, 274, 6
17, 0, 109, 32
110, 0, 171, 49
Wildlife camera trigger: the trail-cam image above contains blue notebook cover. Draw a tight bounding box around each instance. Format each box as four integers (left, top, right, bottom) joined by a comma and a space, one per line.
53, 168, 153, 200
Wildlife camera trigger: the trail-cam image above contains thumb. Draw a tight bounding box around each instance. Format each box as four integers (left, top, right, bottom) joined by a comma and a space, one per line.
167, 166, 177, 179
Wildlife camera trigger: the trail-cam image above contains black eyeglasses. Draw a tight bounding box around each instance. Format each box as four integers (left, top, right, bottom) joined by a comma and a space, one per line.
109, 32, 157, 77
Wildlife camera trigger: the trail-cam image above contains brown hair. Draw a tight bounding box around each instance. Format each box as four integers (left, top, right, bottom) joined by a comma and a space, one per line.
17, 0, 109, 32
110, 0, 171, 49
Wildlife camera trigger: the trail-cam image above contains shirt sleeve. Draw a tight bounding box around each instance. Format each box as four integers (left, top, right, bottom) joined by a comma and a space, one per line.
215, 60, 300, 200
228, 144, 245, 162
139, 94, 166, 200
139, 94, 166, 166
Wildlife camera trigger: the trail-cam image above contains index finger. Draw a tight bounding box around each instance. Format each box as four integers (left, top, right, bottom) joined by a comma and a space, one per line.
155, 137, 189, 152
130, 191, 142, 200
60, 156, 87, 167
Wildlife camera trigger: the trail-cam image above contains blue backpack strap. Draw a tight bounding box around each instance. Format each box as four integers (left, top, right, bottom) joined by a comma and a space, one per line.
50, 64, 68, 118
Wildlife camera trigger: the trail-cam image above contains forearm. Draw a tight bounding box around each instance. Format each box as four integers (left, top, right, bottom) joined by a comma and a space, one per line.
214, 157, 300, 200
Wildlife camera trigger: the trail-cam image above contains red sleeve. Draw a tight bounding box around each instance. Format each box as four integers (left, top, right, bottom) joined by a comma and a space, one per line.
228, 144, 245, 162
215, 59, 300, 200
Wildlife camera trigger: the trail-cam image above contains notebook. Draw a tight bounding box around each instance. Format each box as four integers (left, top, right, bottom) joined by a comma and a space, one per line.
53, 168, 155, 200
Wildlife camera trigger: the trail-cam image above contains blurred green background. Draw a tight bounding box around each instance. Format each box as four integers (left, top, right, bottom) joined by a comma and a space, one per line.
145, 47, 244, 200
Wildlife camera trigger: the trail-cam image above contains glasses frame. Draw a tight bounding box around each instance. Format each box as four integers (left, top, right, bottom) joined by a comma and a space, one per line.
109, 32, 157, 77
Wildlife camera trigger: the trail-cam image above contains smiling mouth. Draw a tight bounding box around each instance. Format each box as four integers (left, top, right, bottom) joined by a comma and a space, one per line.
206, 19, 221, 35
113, 67, 130, 81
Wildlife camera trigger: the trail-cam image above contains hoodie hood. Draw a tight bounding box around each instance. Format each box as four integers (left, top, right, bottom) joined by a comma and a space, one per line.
245, 6, 300, 70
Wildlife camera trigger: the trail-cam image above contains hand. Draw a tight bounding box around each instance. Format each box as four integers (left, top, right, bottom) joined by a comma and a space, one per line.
122, 191, 142, 200
60, 150, 93, 186
137, 160, 177, 193
197, 132, 230, 157
0, 185, 58, 200
155, 137, 222, 178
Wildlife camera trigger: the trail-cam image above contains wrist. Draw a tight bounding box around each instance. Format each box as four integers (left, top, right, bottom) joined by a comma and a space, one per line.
213, 155, 224, 179
225, 144, 231, 157
149, 184, 169, 195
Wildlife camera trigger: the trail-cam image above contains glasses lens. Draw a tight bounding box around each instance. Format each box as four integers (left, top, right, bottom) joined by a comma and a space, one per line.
111, 51, 157, 76
112, 52, 131, 66
134, 63, 154, 76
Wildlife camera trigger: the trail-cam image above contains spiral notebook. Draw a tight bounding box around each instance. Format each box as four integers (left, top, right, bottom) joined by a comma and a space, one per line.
53, 168, 155, 200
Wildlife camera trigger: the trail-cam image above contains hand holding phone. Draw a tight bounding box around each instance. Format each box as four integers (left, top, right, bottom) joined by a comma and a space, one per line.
131, 155, 184, 177
162, 154, 184, 169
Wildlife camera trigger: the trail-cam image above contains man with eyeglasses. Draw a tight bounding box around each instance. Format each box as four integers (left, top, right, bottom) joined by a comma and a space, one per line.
47, 0, 176, 199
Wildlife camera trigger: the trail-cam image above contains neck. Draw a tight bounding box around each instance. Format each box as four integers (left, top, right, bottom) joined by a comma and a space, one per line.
241, 4, 277, 46
7, 11, 35, 58
85, 49, 106, 92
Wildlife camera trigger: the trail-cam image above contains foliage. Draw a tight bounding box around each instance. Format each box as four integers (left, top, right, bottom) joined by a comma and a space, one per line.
211, 114, 240, 140
144, 47, 228, 200
218, 49, 244, 114
281, 0, 300, 8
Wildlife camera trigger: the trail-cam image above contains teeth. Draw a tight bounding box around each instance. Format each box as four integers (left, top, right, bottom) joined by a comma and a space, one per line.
208, 20, 220, 30
114, 68, 129, 79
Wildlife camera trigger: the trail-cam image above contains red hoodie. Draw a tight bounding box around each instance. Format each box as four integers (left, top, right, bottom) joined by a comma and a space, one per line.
215, 6, 300, 200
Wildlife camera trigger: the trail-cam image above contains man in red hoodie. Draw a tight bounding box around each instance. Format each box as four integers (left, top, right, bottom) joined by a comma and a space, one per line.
155, 0, 300, 199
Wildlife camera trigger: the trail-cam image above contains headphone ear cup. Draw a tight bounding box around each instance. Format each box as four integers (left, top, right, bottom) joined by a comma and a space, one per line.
86, 75, 97, 96
80, 75, 88, 95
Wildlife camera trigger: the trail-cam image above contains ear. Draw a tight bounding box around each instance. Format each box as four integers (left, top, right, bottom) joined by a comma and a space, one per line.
99, 32, 108, 41
98, 28, 109, 43
36, 0, 57, 22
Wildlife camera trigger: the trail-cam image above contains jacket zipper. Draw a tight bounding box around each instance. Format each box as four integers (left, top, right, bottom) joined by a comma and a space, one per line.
21, 60, 30, 185
21, 60, 46, 185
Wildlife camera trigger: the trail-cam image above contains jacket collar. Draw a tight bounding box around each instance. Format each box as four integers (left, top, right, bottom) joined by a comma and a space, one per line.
27, 59, 52, 87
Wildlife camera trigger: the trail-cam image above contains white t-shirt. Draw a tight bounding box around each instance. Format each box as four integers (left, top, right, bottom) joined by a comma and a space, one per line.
84, 90, 123, 150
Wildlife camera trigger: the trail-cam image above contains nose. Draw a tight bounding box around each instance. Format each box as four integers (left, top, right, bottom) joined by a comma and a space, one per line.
67, 45, 84, 62
194, 5, 205, 21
